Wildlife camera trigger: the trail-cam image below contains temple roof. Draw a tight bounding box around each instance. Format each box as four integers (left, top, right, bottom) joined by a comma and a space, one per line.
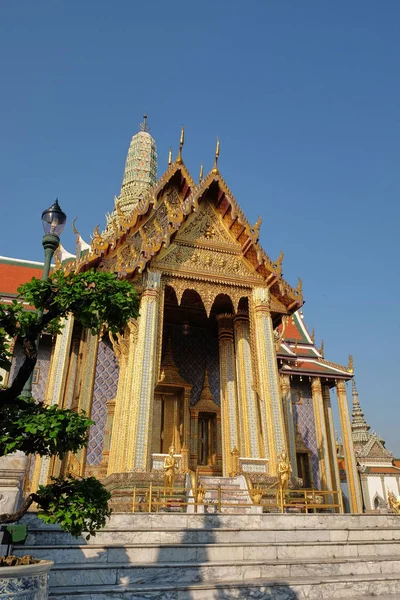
0, 256, 44, 300
277, 310, 352, 380
70, 150, 303, 311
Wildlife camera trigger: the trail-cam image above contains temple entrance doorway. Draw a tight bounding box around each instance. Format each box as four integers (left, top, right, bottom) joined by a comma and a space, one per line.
198, 412, 217, 467
297, 452, 312, 488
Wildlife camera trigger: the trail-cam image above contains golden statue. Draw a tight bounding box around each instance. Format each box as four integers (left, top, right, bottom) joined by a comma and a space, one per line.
387, 489, 400, 514
196, 483, 206, 504
163, 446, 178, 495
277, 450, 292, 492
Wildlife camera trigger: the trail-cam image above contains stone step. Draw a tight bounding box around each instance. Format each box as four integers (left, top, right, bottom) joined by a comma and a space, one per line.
15, 541, 400, 564
21, 511, 400, 533
45, 555, 400, 588
22, 525, 400, 546
48, 572, 400, 599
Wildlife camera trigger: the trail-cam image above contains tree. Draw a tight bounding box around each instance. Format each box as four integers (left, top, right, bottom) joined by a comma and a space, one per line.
0, 269, 139, 538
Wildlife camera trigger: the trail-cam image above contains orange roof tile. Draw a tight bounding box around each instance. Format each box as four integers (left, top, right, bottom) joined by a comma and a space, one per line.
0, 257, 43, 296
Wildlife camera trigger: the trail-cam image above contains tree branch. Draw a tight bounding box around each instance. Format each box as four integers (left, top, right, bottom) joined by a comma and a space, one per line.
0, 311, 57, 406
0, 493, 41, 524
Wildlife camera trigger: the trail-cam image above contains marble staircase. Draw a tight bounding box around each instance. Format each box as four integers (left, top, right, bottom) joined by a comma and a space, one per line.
15, 512, 400, 599
197, 475, 252, 513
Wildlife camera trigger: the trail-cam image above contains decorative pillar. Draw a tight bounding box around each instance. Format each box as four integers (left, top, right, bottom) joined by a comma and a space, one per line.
336, 379, 363, 513
190, 411, 199, 470
322, 384, 341, 497
100, 398, 116, 474
252, 288, 286, 473
126, 270, 162, 471
107, 322, 138, 475
233, 311, 261, 458
311, 377, 333, 490
280, 374, 297, 477
31, 316, 75, 490
217, 314, 240, 476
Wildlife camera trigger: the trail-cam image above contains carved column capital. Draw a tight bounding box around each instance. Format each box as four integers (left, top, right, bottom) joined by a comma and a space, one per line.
311, 376, 322, 393
280, 373, 291, 392
217, 313, 234, 340
252, 287, 270, 312
336, 379, 347, 394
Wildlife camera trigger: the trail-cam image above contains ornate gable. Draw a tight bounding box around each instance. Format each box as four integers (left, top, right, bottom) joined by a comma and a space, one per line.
71, 158, 302, 312
152, 200, 263, 285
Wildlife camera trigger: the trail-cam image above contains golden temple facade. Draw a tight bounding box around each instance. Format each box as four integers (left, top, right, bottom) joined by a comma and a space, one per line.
29, 119, 363, 513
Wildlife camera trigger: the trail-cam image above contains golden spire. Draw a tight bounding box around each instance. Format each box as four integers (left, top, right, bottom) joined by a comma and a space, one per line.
168, 147, 172, 166
176, 125, 184, 165
199, 162, 204, 183
311, 328, 315, 344
348, 354, 354, 373
319, 340, 324, 358
139, 114, 148, 132
212, 137, 220, 174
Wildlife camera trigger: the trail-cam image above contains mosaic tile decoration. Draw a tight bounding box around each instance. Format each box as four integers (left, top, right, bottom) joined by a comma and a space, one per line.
86, 339, 119, 465
166, 325, 220, 406
292, 380, 320, 488
9, 340, 51, 403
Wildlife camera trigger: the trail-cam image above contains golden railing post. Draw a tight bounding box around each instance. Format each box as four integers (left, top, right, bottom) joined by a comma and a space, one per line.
132, 486, 136, 513
148, 482, 153, 513
217, 485, 222, 512
339, 489, 345, 514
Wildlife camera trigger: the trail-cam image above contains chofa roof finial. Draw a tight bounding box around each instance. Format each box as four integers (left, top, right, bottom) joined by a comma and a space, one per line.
212, 137, 220, 174
176, 125, 185, 165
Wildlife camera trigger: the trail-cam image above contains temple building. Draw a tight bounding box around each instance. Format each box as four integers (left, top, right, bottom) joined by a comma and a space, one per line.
2, 118, 378, 514
339, 380, 400, 512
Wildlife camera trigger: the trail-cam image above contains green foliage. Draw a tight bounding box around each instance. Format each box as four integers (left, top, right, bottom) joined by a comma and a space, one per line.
36, 476, 111, 539
0, 398, 93, 457
19, 269, 139, 335
0, 268, 139, 535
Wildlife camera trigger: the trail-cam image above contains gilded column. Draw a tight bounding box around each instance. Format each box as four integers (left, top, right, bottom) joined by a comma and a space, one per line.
100, 398, 116, 474
107, 322, 138, 475
126, 270, 162, 471
311, 377, 333, 490
251, 287, 286, 474
336, 379, 363, 513
217, 314, 240, 476
233, 311, 261, 458
322, 384, 341, 496
31, 316, 75, 490
280, 373, 297, 477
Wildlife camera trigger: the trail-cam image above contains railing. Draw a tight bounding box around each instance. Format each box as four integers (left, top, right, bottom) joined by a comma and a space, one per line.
130, 482, 344, 514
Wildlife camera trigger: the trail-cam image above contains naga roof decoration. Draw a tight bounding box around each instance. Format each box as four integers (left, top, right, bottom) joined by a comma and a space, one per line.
277, 310, 352, 380
64, 156, 302, 311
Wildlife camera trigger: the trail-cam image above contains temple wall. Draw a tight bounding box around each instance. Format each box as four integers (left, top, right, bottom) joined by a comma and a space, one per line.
86, 338, 119, 466
291, 379, 320, 488
166, 325, 220, 406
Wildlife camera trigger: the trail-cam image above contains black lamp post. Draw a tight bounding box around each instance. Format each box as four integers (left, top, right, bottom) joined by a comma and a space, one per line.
21, 200, 67, 398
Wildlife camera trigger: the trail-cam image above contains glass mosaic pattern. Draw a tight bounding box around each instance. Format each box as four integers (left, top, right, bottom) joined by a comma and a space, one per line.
292, 380, 320, 488
86, 339, 119, 465
167, 325, 220, 405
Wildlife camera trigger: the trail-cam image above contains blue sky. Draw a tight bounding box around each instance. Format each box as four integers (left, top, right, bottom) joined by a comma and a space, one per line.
1, 2, 399, 452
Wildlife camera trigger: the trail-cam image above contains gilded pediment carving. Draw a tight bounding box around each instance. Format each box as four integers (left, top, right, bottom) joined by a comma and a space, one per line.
153, 243, 260, 280
175, 201, 241, 250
